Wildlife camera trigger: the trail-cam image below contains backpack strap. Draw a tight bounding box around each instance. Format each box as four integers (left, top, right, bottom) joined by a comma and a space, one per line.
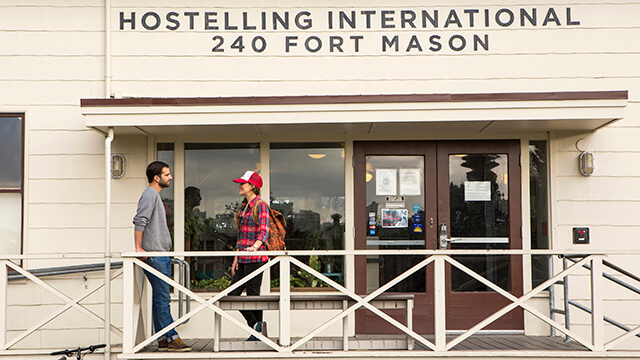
251, 199, 269, 225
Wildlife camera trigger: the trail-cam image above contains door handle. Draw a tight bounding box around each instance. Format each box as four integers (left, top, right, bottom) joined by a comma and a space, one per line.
439, 224, 459, 249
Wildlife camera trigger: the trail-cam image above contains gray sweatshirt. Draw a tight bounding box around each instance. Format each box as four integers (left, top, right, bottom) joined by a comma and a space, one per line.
133, 187, 172, 252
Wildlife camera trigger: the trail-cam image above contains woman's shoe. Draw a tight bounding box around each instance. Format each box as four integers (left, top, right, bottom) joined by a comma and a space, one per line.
246, 321, 261, 341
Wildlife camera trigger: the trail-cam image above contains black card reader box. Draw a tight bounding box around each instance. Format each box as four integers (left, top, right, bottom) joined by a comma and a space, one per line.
573, 227, 589, 244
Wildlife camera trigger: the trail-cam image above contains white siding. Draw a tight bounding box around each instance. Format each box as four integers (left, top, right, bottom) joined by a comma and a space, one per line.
2, 0, 640, 351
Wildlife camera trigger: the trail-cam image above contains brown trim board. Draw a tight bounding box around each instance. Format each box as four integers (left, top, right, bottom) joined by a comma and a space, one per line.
81, 91, 628, 108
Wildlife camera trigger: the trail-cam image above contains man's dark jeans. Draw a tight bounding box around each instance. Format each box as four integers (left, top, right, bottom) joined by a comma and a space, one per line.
144, 256, 179, 342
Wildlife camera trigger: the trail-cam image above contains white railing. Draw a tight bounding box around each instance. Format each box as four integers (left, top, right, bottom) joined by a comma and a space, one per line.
119, 250, 640, 355
2, 250, 640, 356
0, 254, 122, 354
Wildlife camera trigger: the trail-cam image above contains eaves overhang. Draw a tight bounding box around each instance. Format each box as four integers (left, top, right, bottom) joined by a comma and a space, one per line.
80, 91, 628, 136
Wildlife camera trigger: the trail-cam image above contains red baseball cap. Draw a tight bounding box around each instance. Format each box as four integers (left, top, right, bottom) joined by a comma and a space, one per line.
233, 171, 263, 188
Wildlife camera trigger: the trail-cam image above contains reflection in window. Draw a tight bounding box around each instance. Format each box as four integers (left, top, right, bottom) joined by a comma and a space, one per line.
0, 115, 23, 255
184, 143, 260, 291
157, 143, 174, 240
449, 154, 510, 292
271, 143, 345, 287
530, 141, 549, 287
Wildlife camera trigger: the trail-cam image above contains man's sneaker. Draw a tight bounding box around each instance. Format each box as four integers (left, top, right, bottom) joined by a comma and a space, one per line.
167, 338, 191, 352
157, 339, 168, 351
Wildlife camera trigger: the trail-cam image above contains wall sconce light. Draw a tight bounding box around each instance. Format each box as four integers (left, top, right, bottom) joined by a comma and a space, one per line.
110, 153, 126, 179
576, 139, 594, 176
308, 153, 326, 159
579, 151, 595, 176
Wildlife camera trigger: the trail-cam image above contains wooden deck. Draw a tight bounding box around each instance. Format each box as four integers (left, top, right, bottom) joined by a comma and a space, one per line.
141, 335, 587, 353
428, 335, 587, 351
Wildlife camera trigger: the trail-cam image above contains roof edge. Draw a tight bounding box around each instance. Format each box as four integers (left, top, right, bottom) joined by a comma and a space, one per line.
81, 91, 629, 108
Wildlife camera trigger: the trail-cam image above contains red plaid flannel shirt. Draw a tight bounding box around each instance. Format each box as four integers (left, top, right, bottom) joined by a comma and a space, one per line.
236, 196, 269, 263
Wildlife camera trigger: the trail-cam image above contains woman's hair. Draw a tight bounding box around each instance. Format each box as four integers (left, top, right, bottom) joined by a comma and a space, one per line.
235, 184, 261, 227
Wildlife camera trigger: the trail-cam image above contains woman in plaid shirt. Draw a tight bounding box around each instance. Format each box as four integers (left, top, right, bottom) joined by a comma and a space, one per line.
229, 171, 269, 340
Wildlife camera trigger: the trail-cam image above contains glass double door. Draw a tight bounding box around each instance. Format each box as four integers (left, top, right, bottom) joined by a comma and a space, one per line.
354, 140, 523, 334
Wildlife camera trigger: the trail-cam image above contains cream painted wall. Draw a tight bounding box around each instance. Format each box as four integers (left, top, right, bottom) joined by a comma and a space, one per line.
2, 0, 640, 351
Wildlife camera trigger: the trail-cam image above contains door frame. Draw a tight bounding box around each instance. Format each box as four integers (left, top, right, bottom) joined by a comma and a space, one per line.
353, 140, 523, 334
353, 141, 437, 334
437, 140, 523, 330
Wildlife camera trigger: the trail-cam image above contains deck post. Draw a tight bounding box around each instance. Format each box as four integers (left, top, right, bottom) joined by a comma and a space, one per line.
342, 299, 349, 350
279, 256, 291, 348
563, 256, 571, 341
0, 261, 7, 351
123, 258, 134, 354
434, 255, 446, 351
591, 255, 604, 351
213, 301, 221, 352
407, 298, 414, 350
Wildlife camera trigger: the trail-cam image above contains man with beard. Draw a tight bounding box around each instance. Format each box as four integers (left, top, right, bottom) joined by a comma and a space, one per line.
133, 161, 191, 352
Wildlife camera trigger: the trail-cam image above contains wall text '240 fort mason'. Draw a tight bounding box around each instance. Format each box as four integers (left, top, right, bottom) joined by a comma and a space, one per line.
119, 7, 581, 54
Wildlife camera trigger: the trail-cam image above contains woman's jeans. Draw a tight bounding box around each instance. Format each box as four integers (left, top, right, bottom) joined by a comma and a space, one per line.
144, 256, 179, 342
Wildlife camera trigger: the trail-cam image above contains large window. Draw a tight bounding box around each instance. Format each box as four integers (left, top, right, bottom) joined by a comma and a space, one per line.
270, 143, 345, 287
184, 143, 260, 291
170, 142, 345, 290
530, 140, 549, 287
365, 155, 426, 293
0, 115, 24, 255
449, 153, 510, 292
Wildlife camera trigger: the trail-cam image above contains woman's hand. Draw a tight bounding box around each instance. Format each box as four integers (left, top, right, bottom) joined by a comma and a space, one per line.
244, 241, 262, 252
231, 256, 238, 275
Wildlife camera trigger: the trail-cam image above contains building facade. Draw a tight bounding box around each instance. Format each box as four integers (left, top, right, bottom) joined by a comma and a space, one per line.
1, 0, 640, 357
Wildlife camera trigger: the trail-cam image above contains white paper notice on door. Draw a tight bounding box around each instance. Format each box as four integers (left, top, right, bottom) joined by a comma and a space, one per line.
376, 169, 397, 195
464, 181, 491, 201
399, 168, 421, 196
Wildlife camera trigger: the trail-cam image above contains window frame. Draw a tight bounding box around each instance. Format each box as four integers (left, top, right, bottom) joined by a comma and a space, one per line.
0, 113, 25, 255
528, 139, 550, 288
269, 142, 347, 288
180, 142, 262, 290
